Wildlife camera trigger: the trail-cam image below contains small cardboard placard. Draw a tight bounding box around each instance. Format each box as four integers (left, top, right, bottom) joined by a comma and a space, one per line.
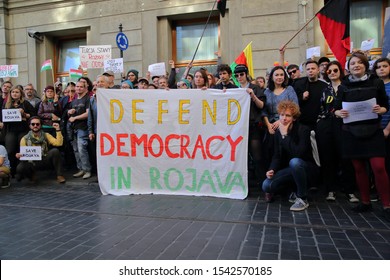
20, 146, 42, 161
2, 109, 22, 122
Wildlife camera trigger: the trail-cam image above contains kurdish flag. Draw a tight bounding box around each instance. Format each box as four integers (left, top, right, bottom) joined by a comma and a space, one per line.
69, 68, 83, 80
40, 59, 53, 72
230, 42, 254, 86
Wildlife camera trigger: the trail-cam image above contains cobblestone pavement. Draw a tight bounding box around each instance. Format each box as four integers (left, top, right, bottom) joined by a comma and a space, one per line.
0, 173, 389, 260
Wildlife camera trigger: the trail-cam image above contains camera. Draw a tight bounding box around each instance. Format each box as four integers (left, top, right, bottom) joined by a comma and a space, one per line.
27, 29, 43, 42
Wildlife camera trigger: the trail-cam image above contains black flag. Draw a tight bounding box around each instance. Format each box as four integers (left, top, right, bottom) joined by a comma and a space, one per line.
217, 0, 227, 17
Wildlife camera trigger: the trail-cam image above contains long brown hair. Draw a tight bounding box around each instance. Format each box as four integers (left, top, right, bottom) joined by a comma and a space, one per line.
5, 85, 25, 109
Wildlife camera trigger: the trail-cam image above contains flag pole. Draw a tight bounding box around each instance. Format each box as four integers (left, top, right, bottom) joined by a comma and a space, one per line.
50, 60, 57, 96
189, 0, 218, 65
280, 0, 334, 50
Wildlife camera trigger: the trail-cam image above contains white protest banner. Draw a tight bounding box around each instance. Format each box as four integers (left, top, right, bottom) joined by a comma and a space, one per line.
97, 88, 250, 199
306, 46, 320, 59
20, 146, 42, 161
342, 98, 377, 124
79, 45, 112, 69
2, 109, 21, 122
0, 65, 18, 78
361, 39, 375, 51
148, 62, 166, 76
104, 58, 124, 73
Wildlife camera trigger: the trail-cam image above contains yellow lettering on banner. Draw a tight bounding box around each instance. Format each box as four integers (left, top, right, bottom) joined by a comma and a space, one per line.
132, 100, 144, 124
110, 99, 124, 123
178, 100, 190, 124
202, 100, 217, 125
227, 99, 241, 125
158, 100, 168, 124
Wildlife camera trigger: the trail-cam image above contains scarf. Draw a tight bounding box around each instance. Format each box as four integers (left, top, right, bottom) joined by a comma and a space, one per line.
24, 130, 49, 157
349, 73, 369, 83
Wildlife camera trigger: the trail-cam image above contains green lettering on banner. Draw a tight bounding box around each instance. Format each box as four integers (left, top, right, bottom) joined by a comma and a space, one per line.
197, 170, 217, 193
149, 167, 163, 189
110, 167, 131, 189
164, 168, 183, 191
185, 168, 197, 192
228, 172, 245, 193
214, 171, 245, 194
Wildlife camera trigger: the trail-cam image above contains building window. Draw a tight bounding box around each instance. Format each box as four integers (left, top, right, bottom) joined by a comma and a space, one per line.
172, 17, 219, 75
350, 0, 383, 50
56, 37, 86, 83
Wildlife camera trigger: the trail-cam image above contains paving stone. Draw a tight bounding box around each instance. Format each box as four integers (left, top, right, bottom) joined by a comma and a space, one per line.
1, 173, 389, 260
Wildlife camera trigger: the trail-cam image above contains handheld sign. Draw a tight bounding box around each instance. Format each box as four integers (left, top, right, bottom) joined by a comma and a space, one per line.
2, 109, 22, 122
20, 146, 42, 161
0, 65, 18, 78
104, 58, 124, 73
148, 62, 166, 76
79, 45, 112, 69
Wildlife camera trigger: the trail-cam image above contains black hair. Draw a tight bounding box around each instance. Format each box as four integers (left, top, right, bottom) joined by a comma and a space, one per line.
267, 66, 288, 91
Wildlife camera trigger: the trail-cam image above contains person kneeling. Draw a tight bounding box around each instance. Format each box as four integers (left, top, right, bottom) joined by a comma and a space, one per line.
0, 144, 11, 188
262, 100, 319, 211
15, 117, 65, 183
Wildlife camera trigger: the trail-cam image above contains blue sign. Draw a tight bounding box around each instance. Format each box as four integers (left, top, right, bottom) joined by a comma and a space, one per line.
116, 32, 129, 51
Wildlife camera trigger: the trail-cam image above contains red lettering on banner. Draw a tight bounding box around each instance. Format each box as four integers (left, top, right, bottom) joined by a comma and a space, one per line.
117, 134, 129, 156
180, 135, 191, 158
165, 134, 180, 158
205, 136, 224, 160
191, 135, 207, 159
226, 135, 243, 162
100, 133, 115, 155
130, 134, 148, 157
100, 133, 243, 162
148, 134, 164, 157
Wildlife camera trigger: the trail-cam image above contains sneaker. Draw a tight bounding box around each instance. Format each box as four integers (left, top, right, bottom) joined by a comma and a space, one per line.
57, 176, 66, 184
326, 192, 336, 201
73, 170, 85, 178
288, 192, 297, 203
82, 172, 92, 179
15, 173, 22, 182
264, 192, 274, 203
347, 193, 359, 203
370, 193, 379, 202
351, 203, 372, 213
290, 198, 309, 211
0, 178, 10, 189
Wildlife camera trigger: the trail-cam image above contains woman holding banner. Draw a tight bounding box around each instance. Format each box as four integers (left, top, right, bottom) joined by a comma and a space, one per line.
335, 51, 390, 220
2, 85, 36, 175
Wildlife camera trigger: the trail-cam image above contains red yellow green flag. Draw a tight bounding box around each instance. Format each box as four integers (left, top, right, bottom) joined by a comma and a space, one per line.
69, 68, 83, 80
230, 42, 254, 86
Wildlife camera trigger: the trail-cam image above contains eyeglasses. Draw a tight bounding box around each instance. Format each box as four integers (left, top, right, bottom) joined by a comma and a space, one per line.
288, 69, 298, 75
326, 68, 339, 74
30, 123, 41, 126
234, 73, 245, 78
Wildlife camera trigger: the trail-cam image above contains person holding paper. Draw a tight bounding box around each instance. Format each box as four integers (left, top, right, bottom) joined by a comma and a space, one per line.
15, 116, 65, 183
316, 61, 359, 203
2, 85, 36, 176
335, 51, 390, 221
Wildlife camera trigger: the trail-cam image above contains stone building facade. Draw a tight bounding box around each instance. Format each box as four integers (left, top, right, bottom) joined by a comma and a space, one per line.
0, 0, 388, 91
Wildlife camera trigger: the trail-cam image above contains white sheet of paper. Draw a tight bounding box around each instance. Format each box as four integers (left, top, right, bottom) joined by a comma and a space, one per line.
342, 98, 378, 124
306, 46, 321, 59
361, 39, 375, 51
148, 62, 166, 76
104, 58, 123, 73
2, 109, 22, 122
20, 146, 42, 161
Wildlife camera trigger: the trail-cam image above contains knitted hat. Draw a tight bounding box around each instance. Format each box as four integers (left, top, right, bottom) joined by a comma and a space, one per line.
179, 78, 191, 88
122, 80, 134, 89
127, 69, 139, 80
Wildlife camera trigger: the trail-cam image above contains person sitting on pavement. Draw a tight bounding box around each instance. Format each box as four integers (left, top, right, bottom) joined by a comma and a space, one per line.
0, 144, 11, 188
262, 100, 319, 211
15, 116, 65, 183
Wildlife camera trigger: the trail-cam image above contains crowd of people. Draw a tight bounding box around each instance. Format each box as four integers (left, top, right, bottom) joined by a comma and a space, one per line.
0, 50, 390, 221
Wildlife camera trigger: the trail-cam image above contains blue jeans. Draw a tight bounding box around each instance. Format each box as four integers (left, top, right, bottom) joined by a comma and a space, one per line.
72, 129, 91, 172
262, 158, 318, 198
